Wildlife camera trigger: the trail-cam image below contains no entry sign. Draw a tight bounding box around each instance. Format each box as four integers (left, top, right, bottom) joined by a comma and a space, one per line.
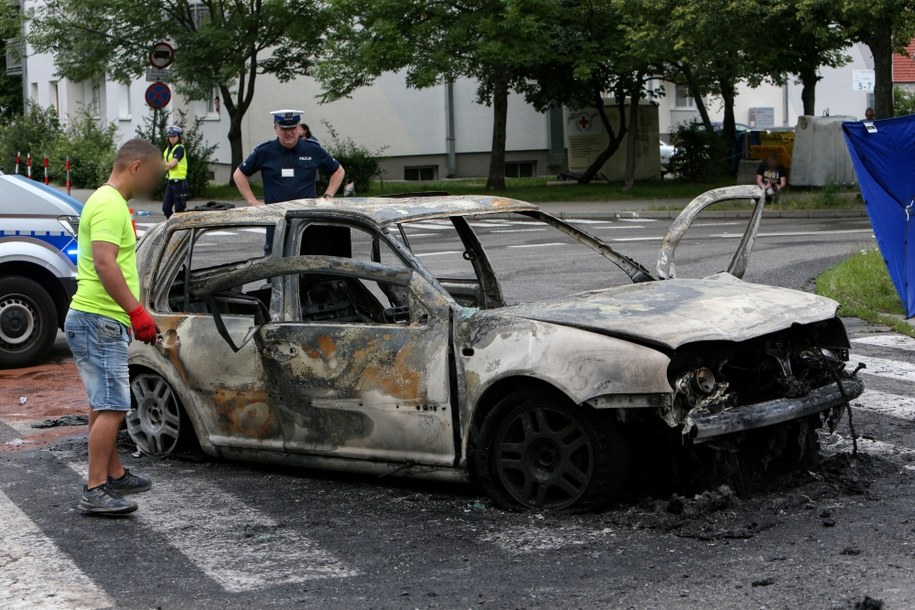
145, 82, 171, 109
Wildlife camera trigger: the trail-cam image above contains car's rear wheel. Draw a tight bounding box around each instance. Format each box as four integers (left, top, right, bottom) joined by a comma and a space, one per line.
473, 388, 630, 512
128, 373, 192, 457
0, 276, 58, 369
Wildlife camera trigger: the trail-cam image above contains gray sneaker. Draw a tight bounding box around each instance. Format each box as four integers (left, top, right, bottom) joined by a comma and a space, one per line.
107, 469, 152, 495
78, 484, 138, 515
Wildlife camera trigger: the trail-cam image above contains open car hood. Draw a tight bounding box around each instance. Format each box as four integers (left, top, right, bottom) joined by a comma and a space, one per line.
502, 275, 840, 351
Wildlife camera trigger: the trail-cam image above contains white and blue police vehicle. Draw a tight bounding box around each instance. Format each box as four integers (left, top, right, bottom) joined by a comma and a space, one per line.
0, 173, 82, 367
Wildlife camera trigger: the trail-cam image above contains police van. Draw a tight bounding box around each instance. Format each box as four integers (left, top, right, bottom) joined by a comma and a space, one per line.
0, 173, 82, 368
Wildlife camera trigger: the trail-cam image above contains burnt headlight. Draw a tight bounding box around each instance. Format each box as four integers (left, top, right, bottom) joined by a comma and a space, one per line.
676, 367, 717, 396
796, 347, 844, 372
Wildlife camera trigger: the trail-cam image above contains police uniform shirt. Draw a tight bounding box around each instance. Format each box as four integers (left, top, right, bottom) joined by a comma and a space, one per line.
238, 138, 341, 203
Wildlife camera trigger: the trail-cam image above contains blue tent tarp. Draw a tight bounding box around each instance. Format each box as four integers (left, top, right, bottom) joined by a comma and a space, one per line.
843, 116, 915, 318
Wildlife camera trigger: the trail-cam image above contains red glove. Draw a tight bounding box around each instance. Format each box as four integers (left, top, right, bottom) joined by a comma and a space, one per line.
128, 305, 159, 344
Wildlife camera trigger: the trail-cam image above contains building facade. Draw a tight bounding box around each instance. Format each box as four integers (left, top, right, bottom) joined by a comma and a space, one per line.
12, 0, 879, 182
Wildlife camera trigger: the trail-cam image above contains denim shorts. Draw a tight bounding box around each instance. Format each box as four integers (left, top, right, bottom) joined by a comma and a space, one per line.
65, 309, 132, 411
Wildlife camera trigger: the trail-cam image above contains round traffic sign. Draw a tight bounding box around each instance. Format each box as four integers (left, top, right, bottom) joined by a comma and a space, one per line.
148, 41, 175, 69
145, 82, 171, 109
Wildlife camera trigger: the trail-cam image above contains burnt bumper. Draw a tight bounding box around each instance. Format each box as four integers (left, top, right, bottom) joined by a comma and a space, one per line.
682, 378, 865, 442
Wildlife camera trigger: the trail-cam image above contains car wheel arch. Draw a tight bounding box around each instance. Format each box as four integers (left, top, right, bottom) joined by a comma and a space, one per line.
464, 375, 586, 467
127, 361, 213, 455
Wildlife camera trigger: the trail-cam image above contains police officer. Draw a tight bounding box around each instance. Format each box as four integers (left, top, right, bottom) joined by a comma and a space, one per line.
233, 109, 345, 253
161, 125, 188, 218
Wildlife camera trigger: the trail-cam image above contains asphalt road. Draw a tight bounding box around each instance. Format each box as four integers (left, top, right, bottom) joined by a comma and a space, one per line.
3, 212, 915, 609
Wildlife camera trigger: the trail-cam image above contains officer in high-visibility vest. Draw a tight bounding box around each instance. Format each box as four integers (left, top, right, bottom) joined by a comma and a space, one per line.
161, 125, 188, 218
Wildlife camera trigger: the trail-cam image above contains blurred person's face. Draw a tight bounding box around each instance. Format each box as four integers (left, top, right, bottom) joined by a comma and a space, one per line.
275, 124, 299, 149
167, 134, 180, 144
865, 109, 875, 120
131, 155, 166, 198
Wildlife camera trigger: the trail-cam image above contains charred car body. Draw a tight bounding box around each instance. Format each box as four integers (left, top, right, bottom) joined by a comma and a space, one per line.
128, 186, 863, 511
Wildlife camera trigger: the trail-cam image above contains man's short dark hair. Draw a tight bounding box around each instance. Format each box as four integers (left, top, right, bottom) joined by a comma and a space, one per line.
114, 138, 160, 170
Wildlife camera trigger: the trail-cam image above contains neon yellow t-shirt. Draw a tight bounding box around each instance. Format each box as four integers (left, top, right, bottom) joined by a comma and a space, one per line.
70, 185, 138, 327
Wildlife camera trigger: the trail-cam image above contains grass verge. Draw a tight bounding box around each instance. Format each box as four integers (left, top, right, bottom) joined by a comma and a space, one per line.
816, 249, 915, 337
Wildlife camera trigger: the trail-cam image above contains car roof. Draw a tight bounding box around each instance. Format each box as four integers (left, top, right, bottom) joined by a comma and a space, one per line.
166, 195, 539, 228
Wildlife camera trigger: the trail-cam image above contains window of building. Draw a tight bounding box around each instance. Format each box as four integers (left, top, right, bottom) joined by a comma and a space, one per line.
29, 81, 37, 103
189, 1, 211, 29
505, 161, 536, 178
194, 86, 221, 119
117, 83, 131, 121
404, 166, 438, 181
49, 81, 59, 116
674, 84, 695, 108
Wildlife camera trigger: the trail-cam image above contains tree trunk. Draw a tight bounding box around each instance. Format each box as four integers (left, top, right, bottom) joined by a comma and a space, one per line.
799, 64, 818, 116
227, 114, 244, 186
865, 18, 894, 119
485, 65, 508, 190
578, 93, 627, 184
684, 68, 714, 133
719, 77, 737, 146
623, 80, 642, 189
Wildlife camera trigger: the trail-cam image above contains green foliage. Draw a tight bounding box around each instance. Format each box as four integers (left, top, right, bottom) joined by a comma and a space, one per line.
317, 122, 385, 195
134, 109, 217, 198
817, 248, 914, 337
894, 86, 915, 117
0, 103, 62, 175
53, 108, 118, 188
27, 0, 330, 170
667, 122, 730, 183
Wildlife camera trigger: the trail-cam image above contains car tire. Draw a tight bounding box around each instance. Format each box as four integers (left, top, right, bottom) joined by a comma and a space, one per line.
473, 388, 630, 512
0, 276, 59, 369
128, 372, 196, 457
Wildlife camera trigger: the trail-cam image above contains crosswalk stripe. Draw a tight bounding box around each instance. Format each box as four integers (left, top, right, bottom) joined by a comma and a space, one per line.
851, 354, 915, 383
67, 464, 356, 593
854, 389, 915, 420
853, 334, 915, 352
0, 489, 114, 609
506, 242, 567, 249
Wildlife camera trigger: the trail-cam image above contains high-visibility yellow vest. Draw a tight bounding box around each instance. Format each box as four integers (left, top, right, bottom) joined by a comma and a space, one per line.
164, 144, 188, 180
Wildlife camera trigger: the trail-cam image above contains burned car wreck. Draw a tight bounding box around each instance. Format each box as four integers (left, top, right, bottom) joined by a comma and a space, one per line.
127, 186, 864, 511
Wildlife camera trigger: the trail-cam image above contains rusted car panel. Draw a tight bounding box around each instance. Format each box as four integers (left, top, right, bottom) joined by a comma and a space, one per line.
127, 192, 864, 509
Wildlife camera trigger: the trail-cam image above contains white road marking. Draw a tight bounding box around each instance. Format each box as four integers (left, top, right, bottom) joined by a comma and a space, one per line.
565, 218, 616, 224
712, 229, 873, 239
506, 242, 567, 249
403, 232, 435, 238
608, 236, 663, 243
492, 228, 547, 233
202, 231, 236, 237
0, 489, 114, 609
853, 334, 915, 352
239, 228, 266, 234
854, 389, 915, 420
692, 222, 741, 227
851, 354, 915, 383
470, 221, 512, 228
617, 217, 658, 223
135, 222, 159, 228
416, 250, 464, 257
68, 464, 356, 593
405, 222, 450, 230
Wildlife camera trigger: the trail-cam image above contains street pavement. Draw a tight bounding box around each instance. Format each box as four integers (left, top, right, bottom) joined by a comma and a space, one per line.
2, 195, 914, 609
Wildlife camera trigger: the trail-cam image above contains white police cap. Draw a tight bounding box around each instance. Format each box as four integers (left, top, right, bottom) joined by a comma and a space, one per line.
271, 109, 305, 128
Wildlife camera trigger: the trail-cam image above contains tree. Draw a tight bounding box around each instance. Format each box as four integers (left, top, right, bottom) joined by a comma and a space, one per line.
839, 0, 915, 119
26, 0, 329, 181
317, 0, 552, 190
516, 0, 666, 185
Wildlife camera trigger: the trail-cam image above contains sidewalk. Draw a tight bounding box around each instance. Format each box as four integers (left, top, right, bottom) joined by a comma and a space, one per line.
58, 187, 869, 222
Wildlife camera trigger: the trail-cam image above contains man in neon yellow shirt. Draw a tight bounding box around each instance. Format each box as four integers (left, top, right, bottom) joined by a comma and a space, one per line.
66, 138, 163, 515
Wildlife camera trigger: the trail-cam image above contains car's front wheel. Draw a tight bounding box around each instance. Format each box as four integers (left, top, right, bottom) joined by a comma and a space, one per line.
0, 276, 58, 368
128, 372, 195, 457
473, 388, 630, 512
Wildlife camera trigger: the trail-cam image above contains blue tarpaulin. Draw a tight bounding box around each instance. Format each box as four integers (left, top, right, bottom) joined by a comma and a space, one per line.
843, 116, 915, 318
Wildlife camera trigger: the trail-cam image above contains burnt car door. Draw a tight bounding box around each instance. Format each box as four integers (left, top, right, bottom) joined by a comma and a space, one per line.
656, 185, 765, 280
196, 255, 457, 467
148, 223, 287, 452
